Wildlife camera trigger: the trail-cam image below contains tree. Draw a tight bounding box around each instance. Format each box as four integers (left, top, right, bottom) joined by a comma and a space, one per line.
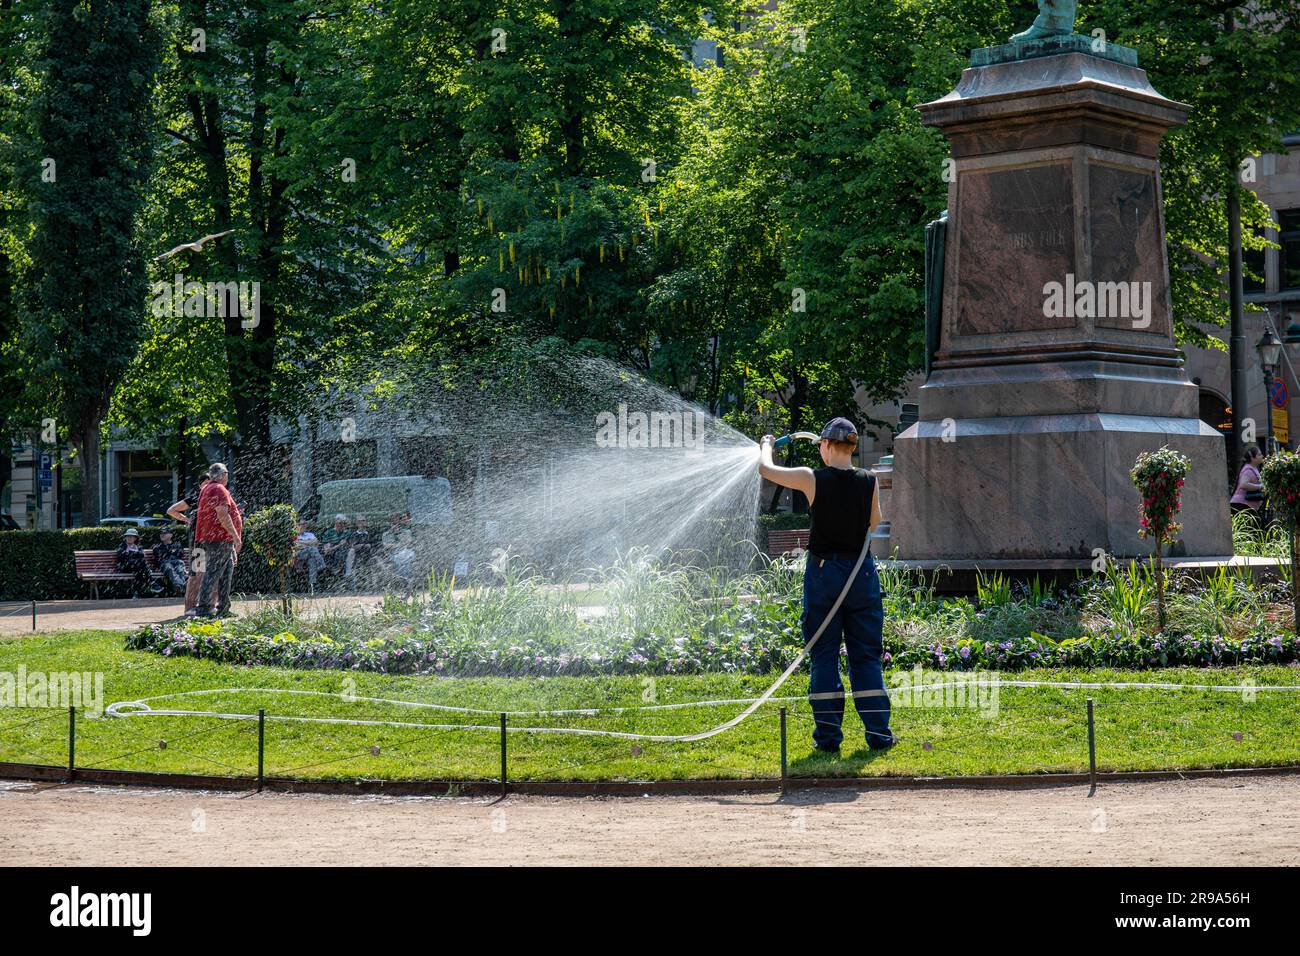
24, 0, 161, 524
658, 0, 1027, 483
1081, 1, 1300, 347
0, 0, 40, 463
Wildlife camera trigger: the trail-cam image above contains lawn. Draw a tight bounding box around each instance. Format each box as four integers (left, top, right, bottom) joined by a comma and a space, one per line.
2, 630, 1299, 782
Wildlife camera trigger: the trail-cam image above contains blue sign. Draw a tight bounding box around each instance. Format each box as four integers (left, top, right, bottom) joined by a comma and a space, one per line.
1270, 379, 1289, 409
38, 454, 53, 490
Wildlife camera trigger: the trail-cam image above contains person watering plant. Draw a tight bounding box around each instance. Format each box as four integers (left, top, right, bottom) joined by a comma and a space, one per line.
759, 418, 896, 754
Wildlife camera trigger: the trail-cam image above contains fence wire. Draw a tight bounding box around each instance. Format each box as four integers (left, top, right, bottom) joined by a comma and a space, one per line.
0, 680, 1295, 787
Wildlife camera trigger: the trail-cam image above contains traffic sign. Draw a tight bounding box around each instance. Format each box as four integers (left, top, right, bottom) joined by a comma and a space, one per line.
1269, 378, 1288, 409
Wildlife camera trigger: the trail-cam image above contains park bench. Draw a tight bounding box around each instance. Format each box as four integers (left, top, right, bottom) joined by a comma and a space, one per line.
766, 528, 810, 557
73, 550, 164, 599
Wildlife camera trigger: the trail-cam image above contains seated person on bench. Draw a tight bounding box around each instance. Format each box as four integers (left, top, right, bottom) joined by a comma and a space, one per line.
116, 528, 160, 597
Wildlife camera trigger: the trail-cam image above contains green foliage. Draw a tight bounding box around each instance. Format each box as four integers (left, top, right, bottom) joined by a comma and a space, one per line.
975, 571, 1013, 608
1261, 451, 1300, 531
1087, 560, 1154, 632
4, 0, 1299, 490
1080, 0, 1300, 349
245, 504, 299, 571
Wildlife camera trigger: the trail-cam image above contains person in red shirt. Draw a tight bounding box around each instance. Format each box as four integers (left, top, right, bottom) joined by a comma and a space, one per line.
193, 462, 243, 618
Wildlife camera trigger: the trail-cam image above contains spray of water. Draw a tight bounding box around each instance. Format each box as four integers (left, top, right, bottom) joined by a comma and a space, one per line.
231, 350, 763, 579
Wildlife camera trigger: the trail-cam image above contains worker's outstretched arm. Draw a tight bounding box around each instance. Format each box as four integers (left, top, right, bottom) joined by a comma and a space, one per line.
758, 435, 816, 504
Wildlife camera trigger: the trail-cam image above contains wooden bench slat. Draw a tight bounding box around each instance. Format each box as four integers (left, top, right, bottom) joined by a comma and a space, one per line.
766, 528, 810, 557
73, 549, 165, 598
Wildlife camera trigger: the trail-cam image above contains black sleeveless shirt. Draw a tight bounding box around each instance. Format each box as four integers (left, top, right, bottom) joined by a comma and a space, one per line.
807, 467, 875, 556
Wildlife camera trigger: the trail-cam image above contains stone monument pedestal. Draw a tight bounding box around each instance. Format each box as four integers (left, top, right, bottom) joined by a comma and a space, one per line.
890, 43, 1232, 560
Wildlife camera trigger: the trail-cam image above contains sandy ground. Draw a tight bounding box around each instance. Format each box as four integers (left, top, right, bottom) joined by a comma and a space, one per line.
0, 594, 389, 635
2, 776, 1297, 866
0, 585, 608, 635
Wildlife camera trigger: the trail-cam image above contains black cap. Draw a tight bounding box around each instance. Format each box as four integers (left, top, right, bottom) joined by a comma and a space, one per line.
819, 417, 858, 442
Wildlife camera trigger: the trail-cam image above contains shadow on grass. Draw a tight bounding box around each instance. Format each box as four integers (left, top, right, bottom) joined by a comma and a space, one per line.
787, 744, 898, 779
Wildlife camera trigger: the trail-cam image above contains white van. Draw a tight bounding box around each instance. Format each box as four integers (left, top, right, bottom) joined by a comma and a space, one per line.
315, 476, 453, 526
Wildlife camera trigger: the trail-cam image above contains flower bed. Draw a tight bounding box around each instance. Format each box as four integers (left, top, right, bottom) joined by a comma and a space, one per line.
124, 545, 1300, 677
126, 615, 1300, 678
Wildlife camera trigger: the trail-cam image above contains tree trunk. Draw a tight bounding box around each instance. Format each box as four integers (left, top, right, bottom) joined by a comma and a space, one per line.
1154, 542, 1166, 633
77, 417, 101, 526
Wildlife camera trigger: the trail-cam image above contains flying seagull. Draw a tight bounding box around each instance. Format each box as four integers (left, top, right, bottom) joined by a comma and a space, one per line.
153, 230, 234, 261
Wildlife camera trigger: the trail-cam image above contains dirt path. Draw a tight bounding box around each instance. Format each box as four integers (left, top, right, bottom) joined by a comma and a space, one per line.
0, 595, 389, 635
2, 776, 1297, 865
0, 583, 605, 635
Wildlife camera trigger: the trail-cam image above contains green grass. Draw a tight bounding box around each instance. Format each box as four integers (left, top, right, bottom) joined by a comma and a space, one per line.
2, 630, 1299, 782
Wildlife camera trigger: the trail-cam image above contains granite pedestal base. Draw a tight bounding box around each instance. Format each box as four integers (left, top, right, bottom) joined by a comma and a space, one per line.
890, 410, 1232, 560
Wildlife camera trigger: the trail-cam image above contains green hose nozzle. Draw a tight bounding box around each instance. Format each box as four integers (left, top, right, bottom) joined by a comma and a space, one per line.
773, 431, 820, 450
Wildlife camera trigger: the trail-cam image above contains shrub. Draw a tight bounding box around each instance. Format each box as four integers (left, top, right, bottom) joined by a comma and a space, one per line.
245, 504, 299, 611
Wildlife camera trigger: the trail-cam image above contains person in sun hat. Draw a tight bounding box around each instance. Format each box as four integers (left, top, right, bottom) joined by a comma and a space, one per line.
115, 527, 160, 597
758, 417, 896, 755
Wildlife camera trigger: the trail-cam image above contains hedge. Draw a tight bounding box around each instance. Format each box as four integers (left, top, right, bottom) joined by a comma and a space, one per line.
0, 527, 278, 601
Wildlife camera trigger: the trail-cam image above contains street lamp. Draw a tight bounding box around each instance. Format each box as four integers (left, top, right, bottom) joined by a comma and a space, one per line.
1257, 328, 1283, 453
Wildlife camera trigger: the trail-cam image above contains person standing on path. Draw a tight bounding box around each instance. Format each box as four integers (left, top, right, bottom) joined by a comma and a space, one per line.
193, 463, 242, 618
758, 418, 896, 754
168, 475, 212, 614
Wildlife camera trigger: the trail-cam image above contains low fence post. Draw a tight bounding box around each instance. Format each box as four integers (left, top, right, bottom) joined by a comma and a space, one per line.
67, 706, 75, 782
779, 706, 788, 792
257, 709, 265, 793
31, 600, 36, 632
500, 713, 508, 798
1086, 697, 1097, 797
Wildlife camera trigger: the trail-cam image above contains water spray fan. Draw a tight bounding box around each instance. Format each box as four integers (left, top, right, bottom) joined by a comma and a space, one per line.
772, 431, 820, 450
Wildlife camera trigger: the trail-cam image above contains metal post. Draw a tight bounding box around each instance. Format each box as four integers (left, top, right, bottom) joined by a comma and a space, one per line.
257, 709, 265, 792
1228, 172, 1248, 477
67, 706, 75, 782
500, 713, 508, 797
1086, 698, 1097, 797
1263, 366, 1276, 455
31, 600, 36, 631
779, 707, 788, 791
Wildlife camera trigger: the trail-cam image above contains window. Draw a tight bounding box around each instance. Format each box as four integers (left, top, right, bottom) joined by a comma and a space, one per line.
1243, 225, 1266, 293
1282, 210, 1300, 291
